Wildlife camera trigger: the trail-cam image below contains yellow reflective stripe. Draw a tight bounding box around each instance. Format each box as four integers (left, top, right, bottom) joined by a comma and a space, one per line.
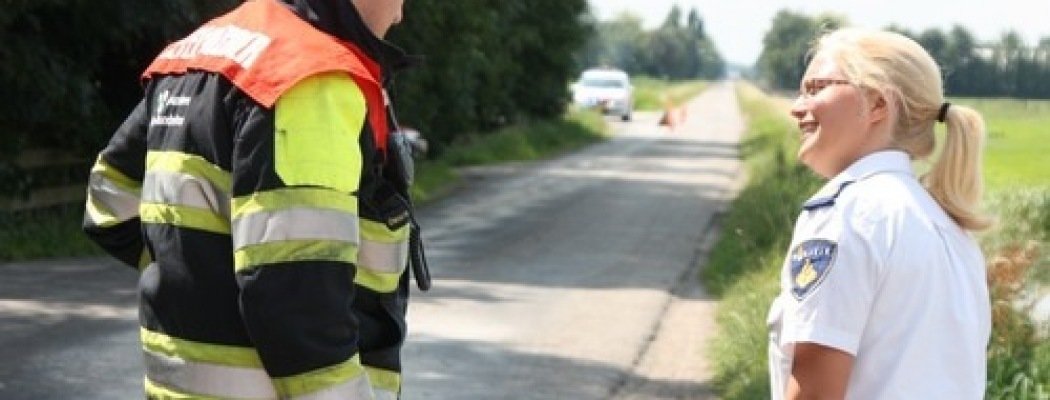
146, 151, 231, 192
140, 203, 230, 234
140, 328, 262, 368
144, 350, 276, 399
87, 174, 140, 219
143, 170, 231, 219
139, 249, 152, 271
85, 193, 130, 228
232, 187, 357, 219
145, 378, 225, 400
364, 366, 401, 394
274, 72, 364, 193
272, 354, 366, 398
234, 240, 358, 272
354, 268, 403, 293
232, 208, 359, 250
86, 160, 142, 227
91, 156, 141, 193
360, 219, 410, 243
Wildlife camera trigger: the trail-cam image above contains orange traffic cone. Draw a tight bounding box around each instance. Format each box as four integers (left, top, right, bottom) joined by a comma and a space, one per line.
658, 96, 687, 132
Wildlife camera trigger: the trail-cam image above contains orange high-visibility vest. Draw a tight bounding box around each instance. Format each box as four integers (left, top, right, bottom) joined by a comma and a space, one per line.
143, 0, 390, 155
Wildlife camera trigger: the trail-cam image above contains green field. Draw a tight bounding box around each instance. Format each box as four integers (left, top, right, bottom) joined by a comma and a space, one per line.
953, 98, 1050, 190
630, 77, 708, 111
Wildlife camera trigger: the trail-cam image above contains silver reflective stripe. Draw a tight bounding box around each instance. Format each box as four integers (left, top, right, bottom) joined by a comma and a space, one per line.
88, 172, 140, 222
373, 388, 399, 400
232, 208, 359, 250
292, 373, 373, 400
358, 239, 408, 274
144, 349, 277, 399
143, 170, 231, 218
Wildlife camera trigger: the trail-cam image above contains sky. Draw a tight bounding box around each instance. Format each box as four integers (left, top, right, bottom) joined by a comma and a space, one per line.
587, 0, 1050, 66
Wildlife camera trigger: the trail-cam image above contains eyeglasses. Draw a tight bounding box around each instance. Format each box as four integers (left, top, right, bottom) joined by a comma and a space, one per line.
798, 78, 853, 99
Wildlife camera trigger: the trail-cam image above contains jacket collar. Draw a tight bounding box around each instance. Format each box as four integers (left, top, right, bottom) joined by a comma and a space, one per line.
280, 0, 411, 81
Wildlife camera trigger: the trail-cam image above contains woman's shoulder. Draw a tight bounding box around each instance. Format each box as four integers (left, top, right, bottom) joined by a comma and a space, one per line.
840, 172, 945, 231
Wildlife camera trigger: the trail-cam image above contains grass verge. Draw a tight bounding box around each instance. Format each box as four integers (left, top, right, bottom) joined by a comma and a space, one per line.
0, 203, 103, 262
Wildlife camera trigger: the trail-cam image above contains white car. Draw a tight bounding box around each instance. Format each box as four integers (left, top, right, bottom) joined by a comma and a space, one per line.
571, 68, 634, 121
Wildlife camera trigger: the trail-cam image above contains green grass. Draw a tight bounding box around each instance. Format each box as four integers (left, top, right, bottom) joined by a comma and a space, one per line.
438, 110, 606, 166
631, 77, 708, 111
951, 98, 1050, 190
411, 109, 606, 204
706, 84, 1050, 399
704, 83, 820, 398
0, 110, 609, 263
0, 204, 103, 262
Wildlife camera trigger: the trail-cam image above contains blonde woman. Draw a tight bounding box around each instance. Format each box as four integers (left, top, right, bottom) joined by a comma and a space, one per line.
767, 28, 992, 399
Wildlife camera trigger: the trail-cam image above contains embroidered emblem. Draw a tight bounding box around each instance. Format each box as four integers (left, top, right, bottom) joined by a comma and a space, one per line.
789, 239, 838, 300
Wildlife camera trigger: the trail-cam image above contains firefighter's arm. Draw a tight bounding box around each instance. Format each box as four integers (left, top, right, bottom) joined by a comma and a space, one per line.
230, 72, 371, 398
785, 342, 853, 399
83, 99, 150, 270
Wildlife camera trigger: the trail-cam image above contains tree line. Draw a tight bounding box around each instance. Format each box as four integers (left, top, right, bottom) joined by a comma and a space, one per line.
0, 0, 591, 194
576, 5, 725, 81
756, 10, 1050, 99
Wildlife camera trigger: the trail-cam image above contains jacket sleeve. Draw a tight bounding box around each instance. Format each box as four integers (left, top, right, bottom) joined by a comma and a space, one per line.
229, 71, 372, 398
83, 99, 150, 270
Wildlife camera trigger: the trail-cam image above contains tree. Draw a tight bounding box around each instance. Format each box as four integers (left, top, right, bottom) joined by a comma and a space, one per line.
756, 10, 822, 90
580, 7, 725, 80
388, 0, 591, 150
917, 28, 949, 67
577, 13, 647, 73
0, 0, 239, 193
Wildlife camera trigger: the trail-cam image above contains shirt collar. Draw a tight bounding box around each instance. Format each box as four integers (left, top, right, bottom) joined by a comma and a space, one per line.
802, 150, 914, 211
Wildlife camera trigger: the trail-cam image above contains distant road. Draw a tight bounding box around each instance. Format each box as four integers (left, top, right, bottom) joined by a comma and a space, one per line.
0, 81, 745, 399
401, 81, 743, 399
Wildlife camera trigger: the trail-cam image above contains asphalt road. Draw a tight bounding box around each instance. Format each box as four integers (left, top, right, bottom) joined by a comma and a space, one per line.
0, 81, 744, 399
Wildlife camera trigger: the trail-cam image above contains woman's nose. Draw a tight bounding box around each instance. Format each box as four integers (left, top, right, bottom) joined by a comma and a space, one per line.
790, 96, 808, 120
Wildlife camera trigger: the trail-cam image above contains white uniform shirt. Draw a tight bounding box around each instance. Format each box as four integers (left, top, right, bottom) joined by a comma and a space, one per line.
767, 150, 990, 399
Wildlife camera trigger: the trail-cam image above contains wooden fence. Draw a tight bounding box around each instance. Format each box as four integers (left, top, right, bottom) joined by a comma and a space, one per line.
1, 149, 91, 212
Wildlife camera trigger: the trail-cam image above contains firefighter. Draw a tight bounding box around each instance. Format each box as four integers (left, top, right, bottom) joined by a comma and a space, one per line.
83, 0, 427, 398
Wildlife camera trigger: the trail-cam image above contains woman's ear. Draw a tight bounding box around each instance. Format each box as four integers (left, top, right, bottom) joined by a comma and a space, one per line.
866, 90, 890, 125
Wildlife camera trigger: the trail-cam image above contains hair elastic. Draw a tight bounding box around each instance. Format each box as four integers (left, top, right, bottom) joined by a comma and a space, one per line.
936, 102, 951, 123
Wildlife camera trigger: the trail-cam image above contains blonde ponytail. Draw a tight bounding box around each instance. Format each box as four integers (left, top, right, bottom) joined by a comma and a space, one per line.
922, 105, 993, 231
814, 28, 994, 231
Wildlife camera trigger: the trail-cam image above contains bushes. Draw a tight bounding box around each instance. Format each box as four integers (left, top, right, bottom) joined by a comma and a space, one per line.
387, 0, 591, 155
1, 0, 593, 186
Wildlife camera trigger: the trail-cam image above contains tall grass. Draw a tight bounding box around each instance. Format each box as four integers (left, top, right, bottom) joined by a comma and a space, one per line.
706, 83, 1050, 399
0, 203, 103, 262
704, 83, 819, 398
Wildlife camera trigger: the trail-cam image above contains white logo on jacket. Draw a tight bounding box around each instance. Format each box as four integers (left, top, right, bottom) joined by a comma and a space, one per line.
150, 90, 193, 127
158, 25, 273, 69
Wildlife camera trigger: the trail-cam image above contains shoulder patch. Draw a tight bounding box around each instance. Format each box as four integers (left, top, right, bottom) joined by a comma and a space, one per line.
789, 239, 838, 300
